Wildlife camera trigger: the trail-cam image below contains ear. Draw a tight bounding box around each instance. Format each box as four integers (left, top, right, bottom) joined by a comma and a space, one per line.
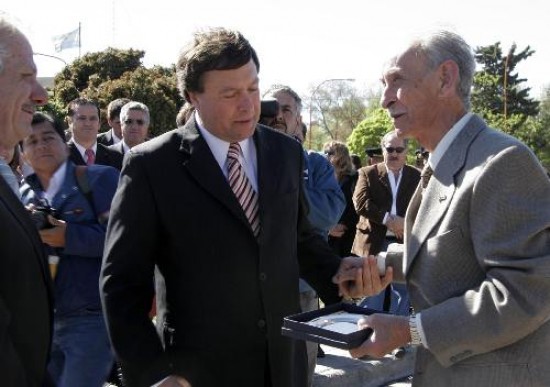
438, 59, 460, 97
187, 91, 199, 110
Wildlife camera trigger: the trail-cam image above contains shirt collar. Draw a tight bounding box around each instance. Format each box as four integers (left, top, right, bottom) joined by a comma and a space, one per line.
44, 161, 68, 204
111, 129, 122, 144
195, 111, 255, 171
72, 139, 97, 160
428, 112, 473, 170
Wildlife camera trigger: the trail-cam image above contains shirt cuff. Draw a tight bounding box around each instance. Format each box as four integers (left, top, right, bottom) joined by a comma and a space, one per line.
416, 312, 428, 347
375, 252, 386, 276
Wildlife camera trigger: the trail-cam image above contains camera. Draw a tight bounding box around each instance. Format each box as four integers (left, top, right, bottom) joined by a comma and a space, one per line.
30, 205, 58, 230
259, 99, 280, 127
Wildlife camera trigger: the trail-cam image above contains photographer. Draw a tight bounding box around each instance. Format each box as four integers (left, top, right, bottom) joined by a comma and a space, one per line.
20, 112, 119, 387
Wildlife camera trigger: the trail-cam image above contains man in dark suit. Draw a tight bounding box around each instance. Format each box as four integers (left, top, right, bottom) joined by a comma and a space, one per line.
352, 131, 420, 315
107, 101, 150, 170
100, 27, 366, 387
97, 98, 130, 146
66, 98, 123, 170
0, 17, 54, 386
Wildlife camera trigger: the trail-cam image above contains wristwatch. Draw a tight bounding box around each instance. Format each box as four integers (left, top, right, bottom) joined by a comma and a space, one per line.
409, 314, 422, 346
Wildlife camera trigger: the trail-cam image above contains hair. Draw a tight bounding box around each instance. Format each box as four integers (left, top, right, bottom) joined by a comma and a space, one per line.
350, 154, 362, 171
29, 111, 66, 143
120, 101, 150, 124
263, 84, 303, 112
176, 103, 195, 127
0, 16, 22, 75
323, 141, 354, 182
107, 98, 131, 121
380, 130, 408, 148
409, 30, 476, 111
67, 98, 100, 118
176, 27, 259, 103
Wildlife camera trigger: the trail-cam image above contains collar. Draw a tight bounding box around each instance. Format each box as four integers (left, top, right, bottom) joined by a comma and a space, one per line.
72, 139, 97, 160
44, 161, 68, 204
111, 129, 122, 144
195, 111, 258, 190
429, 112, 473, 170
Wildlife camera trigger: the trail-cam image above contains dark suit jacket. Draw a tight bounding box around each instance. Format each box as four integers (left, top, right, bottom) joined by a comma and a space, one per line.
68, 141, 123, 171
97, 129, 115, 146
0, 177, 53, 386
351, 163, 420, 256
106, 142, 126, 171
100, 117, 342, 387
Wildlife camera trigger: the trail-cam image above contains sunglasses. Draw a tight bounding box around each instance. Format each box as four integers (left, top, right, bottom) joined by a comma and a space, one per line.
124, 119, 146, 125
385, 146, 405, 154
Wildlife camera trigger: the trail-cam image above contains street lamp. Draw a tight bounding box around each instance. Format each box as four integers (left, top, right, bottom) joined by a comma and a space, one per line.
33, 52, 68, 66
308, 78, 355, 149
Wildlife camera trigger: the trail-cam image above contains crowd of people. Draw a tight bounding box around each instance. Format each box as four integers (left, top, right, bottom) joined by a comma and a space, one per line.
2, 14, 550, 387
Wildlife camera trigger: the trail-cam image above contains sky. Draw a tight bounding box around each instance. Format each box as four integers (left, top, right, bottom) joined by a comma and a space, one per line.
3, 0, 549, 100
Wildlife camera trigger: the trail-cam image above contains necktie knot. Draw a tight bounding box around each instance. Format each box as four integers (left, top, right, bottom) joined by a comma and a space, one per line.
227, 142, 241, 162
85, 148, 95, 165
421, 164, 433, 189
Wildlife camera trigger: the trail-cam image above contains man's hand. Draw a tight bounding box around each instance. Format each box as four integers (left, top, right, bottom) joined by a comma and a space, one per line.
329, 223, 347, 238
332, 256, 393, 299
386, 215, 404, 239
39, 215, 66, 247
349, 314, 410, 359
158, 375, 192, 387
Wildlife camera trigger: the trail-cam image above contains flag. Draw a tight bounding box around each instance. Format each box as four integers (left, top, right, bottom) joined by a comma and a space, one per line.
53, 28, 79, 52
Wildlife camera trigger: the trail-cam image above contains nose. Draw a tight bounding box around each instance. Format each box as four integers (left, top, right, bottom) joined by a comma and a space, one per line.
238, 92, 256, 112
380, 84, 395, 109
32, 80, 48, 106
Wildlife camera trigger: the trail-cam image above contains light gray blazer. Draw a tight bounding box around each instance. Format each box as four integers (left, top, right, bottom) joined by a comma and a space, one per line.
387, 114, 550, 386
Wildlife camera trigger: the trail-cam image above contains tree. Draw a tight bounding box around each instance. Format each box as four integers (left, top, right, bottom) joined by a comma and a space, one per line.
472, 42, 539, 131
48, 48, 183, 137
307, 80, 366, 147
346, 108, 392, 164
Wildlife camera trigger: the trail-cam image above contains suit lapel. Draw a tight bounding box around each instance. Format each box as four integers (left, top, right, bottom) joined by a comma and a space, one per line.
68, 142, 86, 165
376, 164, 392, 195
50, 163, 79, 211
178, 117, 255, 235
405, 115, 487, 273
0, 176, 51, 285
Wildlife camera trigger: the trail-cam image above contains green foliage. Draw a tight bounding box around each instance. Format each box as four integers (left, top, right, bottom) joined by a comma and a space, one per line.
346, 108, 392, 163
472, 42, 539, 130
49, 48, 183, 137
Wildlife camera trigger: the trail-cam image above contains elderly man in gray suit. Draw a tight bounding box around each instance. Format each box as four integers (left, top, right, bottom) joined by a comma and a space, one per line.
349, 30, 550, 386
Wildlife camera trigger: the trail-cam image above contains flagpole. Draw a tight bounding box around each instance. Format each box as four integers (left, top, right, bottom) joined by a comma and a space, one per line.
78, 22, 81, 58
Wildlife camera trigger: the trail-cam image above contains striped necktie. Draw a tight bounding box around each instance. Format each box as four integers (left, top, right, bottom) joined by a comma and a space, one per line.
227, 143, 260, 237
85, 148, 95, 165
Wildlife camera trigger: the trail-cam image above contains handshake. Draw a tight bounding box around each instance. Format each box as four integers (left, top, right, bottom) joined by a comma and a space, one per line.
332, 255, 393, 300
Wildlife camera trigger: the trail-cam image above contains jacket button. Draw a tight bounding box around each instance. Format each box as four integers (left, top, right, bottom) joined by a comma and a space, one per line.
258, 319, 266, 328
259, 273, 267, 281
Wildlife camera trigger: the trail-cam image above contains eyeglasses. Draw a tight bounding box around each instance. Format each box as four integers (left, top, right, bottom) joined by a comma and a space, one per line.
124, 119, 146, 125
385, 146, 405, 154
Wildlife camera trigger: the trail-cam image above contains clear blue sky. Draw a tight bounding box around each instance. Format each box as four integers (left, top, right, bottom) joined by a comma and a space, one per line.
4, 0, 549, 100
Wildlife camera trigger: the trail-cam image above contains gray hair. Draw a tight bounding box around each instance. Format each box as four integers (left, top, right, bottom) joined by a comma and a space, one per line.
409, 30, 475, 111
0, 16, 21, 75
263, 84, 303, 112
380, 130, 408, 148
120, 101, 150, 123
